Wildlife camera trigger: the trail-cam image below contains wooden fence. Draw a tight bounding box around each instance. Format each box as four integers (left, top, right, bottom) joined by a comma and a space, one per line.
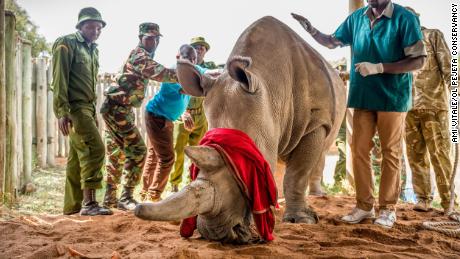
0, 10, 160, 204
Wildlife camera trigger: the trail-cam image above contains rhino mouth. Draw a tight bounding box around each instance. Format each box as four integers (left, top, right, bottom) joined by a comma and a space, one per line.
197, 211, 253, 244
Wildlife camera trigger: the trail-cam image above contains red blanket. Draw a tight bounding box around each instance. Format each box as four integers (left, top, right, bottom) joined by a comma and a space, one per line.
180, 128, 278, 241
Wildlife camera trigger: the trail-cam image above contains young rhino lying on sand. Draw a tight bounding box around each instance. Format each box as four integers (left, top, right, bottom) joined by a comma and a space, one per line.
135, 16, 346, 244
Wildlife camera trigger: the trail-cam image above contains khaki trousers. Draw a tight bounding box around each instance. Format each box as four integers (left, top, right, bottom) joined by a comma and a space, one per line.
352, 109, 406, 211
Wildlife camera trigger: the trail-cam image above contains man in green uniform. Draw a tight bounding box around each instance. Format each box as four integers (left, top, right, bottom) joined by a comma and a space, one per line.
404, 7, 455, 213
168, 37, 217, 192
101, 23, 177, 210
52, 7, 112, 216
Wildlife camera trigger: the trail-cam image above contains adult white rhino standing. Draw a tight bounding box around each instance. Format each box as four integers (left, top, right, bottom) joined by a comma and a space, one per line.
135, 16, 346, 243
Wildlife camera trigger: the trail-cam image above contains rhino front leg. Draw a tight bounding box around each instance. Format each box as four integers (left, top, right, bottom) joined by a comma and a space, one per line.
283, 126, 327, 224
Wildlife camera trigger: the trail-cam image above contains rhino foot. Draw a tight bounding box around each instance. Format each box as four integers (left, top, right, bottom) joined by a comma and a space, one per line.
282, 207, 319, 224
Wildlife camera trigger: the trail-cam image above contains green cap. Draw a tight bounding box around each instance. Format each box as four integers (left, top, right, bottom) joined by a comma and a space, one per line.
76, 7, 106, 29
190, 36, 210, 51
139, 22, 162, 37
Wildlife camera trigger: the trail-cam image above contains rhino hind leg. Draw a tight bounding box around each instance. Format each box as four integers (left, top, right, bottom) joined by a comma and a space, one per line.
282, 126, 327, 224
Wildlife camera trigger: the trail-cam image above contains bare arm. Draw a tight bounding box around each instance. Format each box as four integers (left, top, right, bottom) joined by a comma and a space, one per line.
291, 13, 342, 49
382, 56, 425, 74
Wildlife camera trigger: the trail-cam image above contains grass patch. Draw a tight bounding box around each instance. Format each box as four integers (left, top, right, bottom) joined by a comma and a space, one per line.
15, 167, 66, 215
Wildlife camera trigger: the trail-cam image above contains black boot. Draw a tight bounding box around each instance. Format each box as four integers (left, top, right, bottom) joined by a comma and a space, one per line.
103, 184, 118, 208
118, 186, 138, 211
80, 188, 113, 216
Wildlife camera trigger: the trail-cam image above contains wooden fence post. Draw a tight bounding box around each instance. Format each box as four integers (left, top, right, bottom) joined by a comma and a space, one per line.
96, 80, 104, 138
35, 58, 47, 168
0, 0, 6, 198
345, 0, 365, 188
15, 38, 23, 190
4, 10, 17, 203
46, 61, 55, 167
21, 40, 33, 187
31, 59, 37, 160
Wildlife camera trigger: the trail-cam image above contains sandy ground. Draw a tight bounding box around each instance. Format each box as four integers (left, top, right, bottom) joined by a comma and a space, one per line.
1, 195, 460, 259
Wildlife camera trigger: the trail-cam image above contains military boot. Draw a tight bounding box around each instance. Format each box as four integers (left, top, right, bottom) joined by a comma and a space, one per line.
80, 189, 113, 216
103, 184, 118, 208
118, 186, 138, 211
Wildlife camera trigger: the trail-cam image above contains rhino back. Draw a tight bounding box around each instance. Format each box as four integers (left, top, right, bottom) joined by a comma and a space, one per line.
225, 16, 344, 159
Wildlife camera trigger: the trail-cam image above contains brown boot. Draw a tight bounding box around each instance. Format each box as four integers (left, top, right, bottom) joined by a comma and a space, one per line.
118, 186, 138, 211
80, 188, 113, 216
413, 200, 431, 212
103, 184, 118, 208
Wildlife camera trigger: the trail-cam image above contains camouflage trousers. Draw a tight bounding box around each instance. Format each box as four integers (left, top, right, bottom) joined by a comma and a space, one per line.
333, 120, 346, 188
169, 111, 208, 186
101, 101, 146, 189
405, 109, 453, 209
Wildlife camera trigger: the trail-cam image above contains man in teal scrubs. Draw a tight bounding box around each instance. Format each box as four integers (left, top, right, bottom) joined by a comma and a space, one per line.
292, 0, 426, 228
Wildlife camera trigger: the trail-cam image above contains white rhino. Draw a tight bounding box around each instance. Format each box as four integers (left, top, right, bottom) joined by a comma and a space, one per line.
135, 16, 346, 243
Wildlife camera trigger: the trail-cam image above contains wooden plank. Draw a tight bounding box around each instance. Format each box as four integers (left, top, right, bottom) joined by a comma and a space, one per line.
21, 40, 33, 186
15, 38, 22, 191
0, 0, 6, 198
4, 10, 17, 203
35, 58, 47, 168
46, 61, 55, 167
344, 0, 365, 188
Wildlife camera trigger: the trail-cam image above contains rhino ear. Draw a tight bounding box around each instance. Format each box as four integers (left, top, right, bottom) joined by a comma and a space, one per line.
177, 59, 216, 96
185, 146, 224, 171
227, 56, 256, 93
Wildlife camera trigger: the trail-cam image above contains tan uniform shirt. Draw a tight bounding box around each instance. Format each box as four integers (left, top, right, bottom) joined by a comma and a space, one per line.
412, 27, 451, 111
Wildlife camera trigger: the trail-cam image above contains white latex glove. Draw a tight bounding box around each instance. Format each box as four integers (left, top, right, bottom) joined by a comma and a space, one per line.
354, 62, 384, 77
181, 112, 195, 132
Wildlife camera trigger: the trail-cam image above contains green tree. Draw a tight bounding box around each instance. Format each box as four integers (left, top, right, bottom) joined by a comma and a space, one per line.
6, 0, 50, 57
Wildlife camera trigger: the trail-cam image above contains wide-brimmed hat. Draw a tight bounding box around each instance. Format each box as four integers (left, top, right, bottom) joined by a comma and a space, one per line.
190, 36, 210, 51
76, 7, 106, 29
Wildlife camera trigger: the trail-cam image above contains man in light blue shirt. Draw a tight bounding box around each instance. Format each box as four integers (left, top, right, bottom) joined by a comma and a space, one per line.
140, 44, 207, 201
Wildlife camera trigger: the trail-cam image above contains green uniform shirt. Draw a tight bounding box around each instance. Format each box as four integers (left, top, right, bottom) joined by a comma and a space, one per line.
334, 3, 424, 112
187, 60, 217, 109
412, 28, 451, 111
52, 31, 99, 118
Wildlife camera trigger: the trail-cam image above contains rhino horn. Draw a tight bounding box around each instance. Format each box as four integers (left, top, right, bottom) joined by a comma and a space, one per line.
135, 179, 215, 221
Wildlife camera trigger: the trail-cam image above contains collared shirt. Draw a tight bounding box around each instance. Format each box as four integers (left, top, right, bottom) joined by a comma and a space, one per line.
334, 1, 426, 112
52, 31, 99, 118
105, 44, 177, 108
146, 65, 207, 121
187, 60, 218, 109
412, 27, 451, 111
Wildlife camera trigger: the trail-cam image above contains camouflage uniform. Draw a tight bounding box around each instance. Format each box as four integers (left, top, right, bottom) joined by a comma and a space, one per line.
169, 60, 217, 187
405, 27, 453, 209
101, 23, 177, 208
333, 118, 346, 189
